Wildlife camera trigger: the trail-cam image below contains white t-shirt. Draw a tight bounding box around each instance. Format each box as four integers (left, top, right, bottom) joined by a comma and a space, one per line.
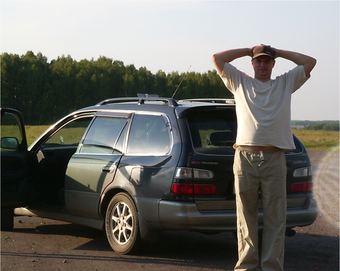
220, 63, 309, 150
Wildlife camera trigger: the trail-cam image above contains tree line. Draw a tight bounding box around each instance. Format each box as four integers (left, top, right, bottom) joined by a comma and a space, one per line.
1, 51, 230, 125
292, 121, 339, 131
305, 123, 339, 131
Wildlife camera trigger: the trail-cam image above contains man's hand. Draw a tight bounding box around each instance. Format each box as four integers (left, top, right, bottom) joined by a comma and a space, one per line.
213, 46, 316, 77
251, 44, 277, 59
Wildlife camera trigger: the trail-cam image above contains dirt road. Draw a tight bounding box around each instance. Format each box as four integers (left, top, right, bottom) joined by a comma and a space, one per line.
1, 150, 339, 271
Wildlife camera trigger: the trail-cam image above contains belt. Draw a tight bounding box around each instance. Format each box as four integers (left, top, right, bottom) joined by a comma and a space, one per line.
234, 144, 282, 152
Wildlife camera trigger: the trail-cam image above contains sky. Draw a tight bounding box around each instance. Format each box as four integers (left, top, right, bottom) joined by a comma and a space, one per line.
1, 0, 339, 120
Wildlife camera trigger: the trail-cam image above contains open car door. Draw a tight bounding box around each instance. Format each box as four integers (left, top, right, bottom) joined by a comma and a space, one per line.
1, 108, 29, 230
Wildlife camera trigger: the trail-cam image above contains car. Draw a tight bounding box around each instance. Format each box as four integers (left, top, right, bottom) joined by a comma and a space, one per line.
1, 95, 317, 254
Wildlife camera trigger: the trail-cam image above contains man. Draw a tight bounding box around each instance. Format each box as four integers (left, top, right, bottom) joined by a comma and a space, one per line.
212, 45, 316, 271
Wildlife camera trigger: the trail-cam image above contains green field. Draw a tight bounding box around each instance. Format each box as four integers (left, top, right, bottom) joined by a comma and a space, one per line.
22, 126, 339, 151
292, 129, 339, 151
25, 125, 51, 145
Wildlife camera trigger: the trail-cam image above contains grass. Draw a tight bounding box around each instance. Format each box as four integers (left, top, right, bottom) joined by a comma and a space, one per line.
21, 126, 339, 151
292, 129, 339, 151
25, 125, 51, 145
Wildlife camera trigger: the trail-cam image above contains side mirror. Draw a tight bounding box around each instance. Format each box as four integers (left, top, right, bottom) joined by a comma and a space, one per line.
1, 137, 19, 150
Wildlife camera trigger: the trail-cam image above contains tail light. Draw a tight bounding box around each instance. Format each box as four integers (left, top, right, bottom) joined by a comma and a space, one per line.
290, 166, 313, 193
172, 183, 216, 195
293, 166, 312, 177
172, 167, 215, 195
290, 182, 313, 193
174, 167, 214, 179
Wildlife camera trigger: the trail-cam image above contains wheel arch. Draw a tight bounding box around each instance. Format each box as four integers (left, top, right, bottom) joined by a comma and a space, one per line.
100, 188, 128, 219
100, 187, 159, 243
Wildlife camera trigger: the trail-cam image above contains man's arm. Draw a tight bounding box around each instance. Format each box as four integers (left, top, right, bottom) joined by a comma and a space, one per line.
212, 48, 252, 75
274, 49, 317, 77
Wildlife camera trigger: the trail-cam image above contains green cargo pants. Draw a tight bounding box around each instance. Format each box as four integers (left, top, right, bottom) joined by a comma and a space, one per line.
234, 147, 287, 271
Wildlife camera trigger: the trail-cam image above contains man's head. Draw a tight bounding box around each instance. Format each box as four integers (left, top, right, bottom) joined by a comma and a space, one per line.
251, 45, 276, 82
252, 44, 276, 60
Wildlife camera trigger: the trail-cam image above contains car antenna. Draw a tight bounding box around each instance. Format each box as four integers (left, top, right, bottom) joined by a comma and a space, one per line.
171, 65, 191, 99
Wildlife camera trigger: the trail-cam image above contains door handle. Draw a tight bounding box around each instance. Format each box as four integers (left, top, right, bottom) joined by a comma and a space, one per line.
102, 165, 116, 173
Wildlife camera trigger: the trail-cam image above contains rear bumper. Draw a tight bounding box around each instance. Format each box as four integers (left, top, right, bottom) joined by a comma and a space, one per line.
158, 198, 317, 231
285, 198, 318, 228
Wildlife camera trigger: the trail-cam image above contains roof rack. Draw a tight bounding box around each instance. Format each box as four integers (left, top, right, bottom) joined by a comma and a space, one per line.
179, 98, 235, 104
96, 96, 179, 107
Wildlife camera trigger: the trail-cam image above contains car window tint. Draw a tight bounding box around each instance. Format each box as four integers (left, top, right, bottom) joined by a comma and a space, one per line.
186, 108, 237, 155
43, 118, 92, 147
1, 111, 24, 151
80, 117, 128, 154
127, 115, 171, 155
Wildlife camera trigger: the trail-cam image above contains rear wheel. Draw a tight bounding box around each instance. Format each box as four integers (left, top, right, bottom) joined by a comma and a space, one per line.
105, 193, 140, 254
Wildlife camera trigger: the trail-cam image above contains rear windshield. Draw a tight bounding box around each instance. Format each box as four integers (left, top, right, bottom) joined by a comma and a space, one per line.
186, 107, 237, 155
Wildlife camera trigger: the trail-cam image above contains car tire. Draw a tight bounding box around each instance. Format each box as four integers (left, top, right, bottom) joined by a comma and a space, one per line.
1, 208, 14, 231
105, 193, 140, 254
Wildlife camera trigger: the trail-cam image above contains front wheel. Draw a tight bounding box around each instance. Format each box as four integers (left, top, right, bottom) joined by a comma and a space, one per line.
1, 208, 14, 231
105, 193, 140, 254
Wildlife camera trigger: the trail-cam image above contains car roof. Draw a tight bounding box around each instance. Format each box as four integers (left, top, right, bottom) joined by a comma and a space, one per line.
77, 96, 236, 116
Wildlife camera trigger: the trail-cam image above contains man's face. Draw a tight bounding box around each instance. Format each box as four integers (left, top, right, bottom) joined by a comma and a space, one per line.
252, 56, 275, 82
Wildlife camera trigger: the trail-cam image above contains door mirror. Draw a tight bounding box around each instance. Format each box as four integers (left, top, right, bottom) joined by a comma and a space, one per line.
1, 137, 19, 150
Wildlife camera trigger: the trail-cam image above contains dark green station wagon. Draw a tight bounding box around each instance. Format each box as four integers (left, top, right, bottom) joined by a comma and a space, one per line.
1, 96, 317, 254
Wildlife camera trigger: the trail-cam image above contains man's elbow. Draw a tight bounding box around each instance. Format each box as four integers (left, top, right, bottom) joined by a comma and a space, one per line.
212, 54, 224, 75
212, 53, 219, 64
305, 57, 317, 77
312, 57, 317, 68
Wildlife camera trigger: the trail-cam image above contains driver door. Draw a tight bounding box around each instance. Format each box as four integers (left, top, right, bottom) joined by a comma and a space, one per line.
1, 108, 29, 230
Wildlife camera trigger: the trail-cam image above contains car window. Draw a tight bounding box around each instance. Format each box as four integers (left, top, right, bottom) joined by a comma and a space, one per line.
79, 117, 128, 154
186, 107, 237, 155
114, 124, 128, 154
1, 111, 24, 151
43, 118, 92, 147
127, 114, 171, 155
